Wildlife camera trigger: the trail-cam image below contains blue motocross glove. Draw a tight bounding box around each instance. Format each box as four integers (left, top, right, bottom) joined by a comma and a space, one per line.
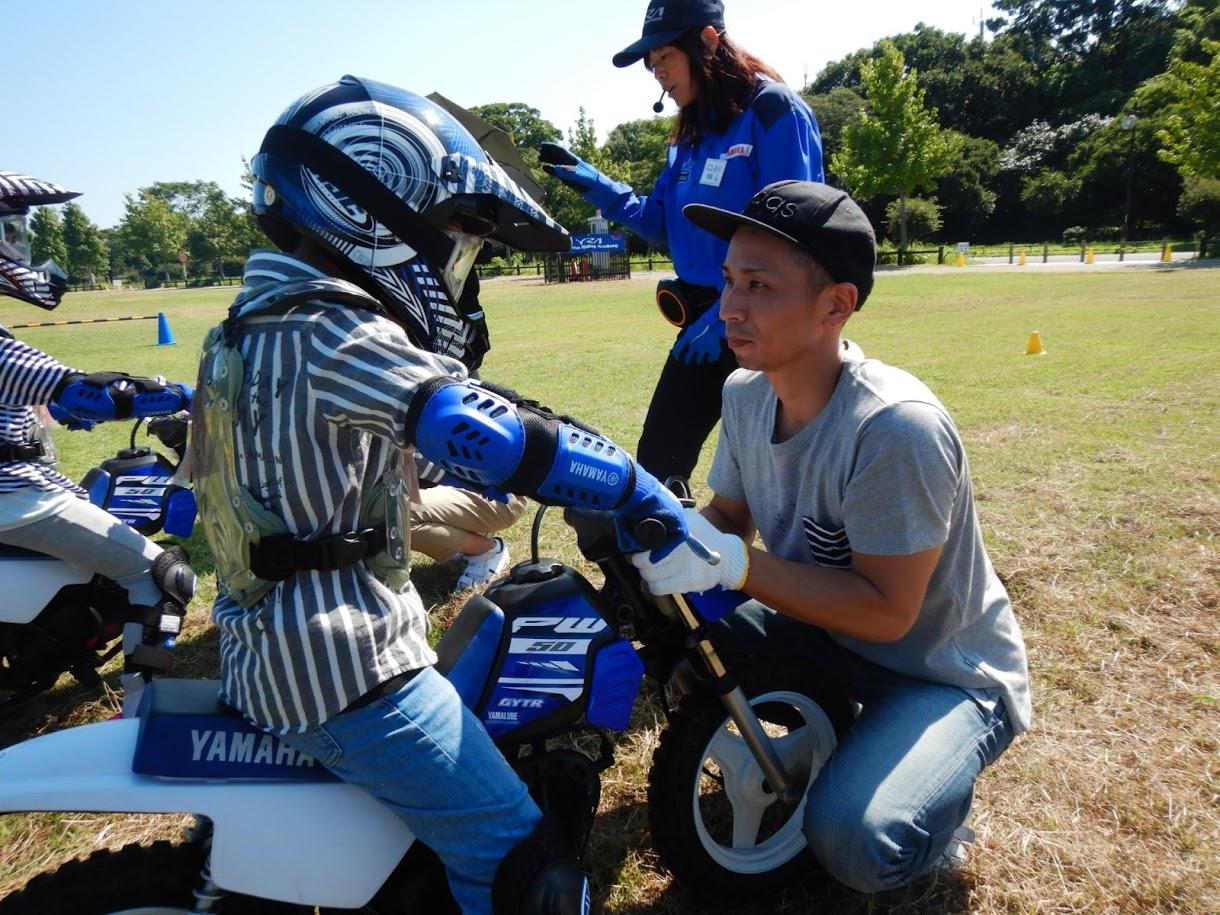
672, 307, 726, 365
47, 401, 96, 431
53, 372, 192, 422
612, 464, 689, 562
538, 142, 606, 194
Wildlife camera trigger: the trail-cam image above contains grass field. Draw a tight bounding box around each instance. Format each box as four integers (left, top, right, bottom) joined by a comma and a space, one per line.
1, 266, 1217, 913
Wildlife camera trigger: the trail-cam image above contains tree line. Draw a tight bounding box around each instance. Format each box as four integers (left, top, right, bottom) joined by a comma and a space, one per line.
30, 0, 1220, 286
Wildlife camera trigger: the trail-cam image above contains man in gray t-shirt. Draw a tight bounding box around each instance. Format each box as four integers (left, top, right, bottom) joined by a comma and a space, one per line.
632, 180, 1031, 894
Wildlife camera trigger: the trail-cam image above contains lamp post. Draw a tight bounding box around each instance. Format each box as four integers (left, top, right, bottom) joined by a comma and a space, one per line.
1119, 112, 1138, 262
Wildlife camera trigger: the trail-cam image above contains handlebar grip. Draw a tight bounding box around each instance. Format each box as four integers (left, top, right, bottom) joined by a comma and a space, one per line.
632, 517, 721, 565
633, 517, 667, 551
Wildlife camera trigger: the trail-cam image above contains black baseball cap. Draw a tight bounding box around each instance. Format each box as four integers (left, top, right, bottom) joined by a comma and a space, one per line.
612, 0, 725, 68
684, 180, 877, 308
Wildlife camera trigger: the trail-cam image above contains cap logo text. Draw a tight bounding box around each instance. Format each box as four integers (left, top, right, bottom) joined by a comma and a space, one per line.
760, 195, 798, 219
645, 5, 665, 23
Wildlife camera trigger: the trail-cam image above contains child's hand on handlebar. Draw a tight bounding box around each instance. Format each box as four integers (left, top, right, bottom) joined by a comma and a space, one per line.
612, 464, 689, 562
631, 508, 750, 595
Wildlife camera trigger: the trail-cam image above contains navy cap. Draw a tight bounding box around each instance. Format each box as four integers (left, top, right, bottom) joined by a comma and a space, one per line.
612, 0, 726, 68
684, 180, 878, 308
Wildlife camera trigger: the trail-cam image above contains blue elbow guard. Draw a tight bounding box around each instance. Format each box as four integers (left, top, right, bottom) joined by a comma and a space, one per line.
409, 379, 528, 488
406, 377, 633, 509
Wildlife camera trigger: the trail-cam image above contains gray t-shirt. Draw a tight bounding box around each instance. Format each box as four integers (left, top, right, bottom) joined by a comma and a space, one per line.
709, 353, 1032, 733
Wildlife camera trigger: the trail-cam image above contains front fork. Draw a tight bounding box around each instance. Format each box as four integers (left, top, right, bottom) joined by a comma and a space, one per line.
183, 817, 226, 915
666, 593, 800, 805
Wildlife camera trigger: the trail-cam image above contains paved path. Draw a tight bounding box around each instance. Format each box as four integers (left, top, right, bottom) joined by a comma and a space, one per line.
481, 254, 1219, 285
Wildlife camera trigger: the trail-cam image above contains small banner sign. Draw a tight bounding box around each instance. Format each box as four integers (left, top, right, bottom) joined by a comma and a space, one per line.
570, 233, 627, 253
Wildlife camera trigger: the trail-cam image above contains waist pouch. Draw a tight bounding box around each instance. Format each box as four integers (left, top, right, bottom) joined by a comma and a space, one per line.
655, 278, 719, 328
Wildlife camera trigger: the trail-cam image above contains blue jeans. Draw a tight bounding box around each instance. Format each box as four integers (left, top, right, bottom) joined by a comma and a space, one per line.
277, 666, 541, 915
715, 603, 1016, 893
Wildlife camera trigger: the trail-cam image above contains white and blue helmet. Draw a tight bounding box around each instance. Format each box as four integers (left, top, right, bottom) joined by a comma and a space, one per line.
0, 171, 80, 310
251, 75, 568, 355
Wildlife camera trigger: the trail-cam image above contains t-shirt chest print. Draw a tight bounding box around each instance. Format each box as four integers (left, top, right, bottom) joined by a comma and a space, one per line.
802, 517, 852, 568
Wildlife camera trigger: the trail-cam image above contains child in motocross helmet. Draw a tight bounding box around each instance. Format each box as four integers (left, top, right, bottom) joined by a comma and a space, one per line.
0, 171, 195, 718
190, 76, 688, 915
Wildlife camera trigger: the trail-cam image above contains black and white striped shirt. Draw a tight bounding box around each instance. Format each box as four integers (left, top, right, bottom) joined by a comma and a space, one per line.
0, 330, 85, 496
211, 252, 468, 733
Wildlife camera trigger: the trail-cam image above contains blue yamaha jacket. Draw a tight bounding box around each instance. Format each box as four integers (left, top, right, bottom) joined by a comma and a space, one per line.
582, 79, 823, 289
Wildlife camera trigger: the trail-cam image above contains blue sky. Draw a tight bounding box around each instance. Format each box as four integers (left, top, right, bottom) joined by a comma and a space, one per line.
10, 0, 995, 229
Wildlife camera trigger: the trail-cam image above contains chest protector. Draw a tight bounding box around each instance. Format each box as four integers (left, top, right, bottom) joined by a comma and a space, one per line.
191, 278, 413, 608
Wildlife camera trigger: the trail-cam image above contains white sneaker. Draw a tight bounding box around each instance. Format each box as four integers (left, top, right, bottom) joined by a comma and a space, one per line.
940, 822, 975, 870
456, 538, 509, 589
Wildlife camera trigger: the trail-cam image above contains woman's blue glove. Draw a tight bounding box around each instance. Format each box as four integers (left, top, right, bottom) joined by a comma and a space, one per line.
538, 142, 607, 194
672, 307, 726, 364
613, 464, 689, 562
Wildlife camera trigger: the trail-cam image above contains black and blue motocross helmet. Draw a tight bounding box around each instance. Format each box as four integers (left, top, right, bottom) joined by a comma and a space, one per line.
251, 75, 569, 356
0, 171, 80, 310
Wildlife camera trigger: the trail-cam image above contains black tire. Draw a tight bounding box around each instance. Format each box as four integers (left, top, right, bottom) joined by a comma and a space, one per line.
647, 660, 853, 905
0, 840, 307, 914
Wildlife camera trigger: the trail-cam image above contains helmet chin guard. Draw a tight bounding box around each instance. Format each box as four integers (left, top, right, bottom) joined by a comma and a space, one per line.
251, 76, 569, 360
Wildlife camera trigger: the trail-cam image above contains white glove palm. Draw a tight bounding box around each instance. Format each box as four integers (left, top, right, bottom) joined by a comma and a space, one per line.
630, 508, 749, 596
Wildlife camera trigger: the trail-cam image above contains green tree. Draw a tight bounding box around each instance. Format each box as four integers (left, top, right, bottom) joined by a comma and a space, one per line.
807, 27, 1044, 143
29, 207, 67, 267
884, 196, 942, 244
187, 186, 247, 279
988, 0, 1177, 119
61, 202, 109, 284
1178, 174, 1220, 253
117, 191, 189, 284
1154, 37, 1220, 179
935, 133, 1001, 240
1019, 169, 1081, 230
469, 102, 561, 152
803, 87, 866, 182
832, 41, 958, 252
602, 117, 671, 197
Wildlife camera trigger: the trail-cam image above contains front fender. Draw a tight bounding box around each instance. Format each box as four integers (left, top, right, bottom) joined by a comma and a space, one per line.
0, 720, 413, 908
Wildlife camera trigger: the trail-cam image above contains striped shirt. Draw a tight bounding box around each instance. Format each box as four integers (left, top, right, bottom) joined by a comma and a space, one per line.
0, 329, 85, 496
211, 251, 468, 733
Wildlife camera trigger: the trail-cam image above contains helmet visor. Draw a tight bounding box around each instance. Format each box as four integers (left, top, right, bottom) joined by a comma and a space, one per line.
440, 228, 486, 302
0, 213, 32, 264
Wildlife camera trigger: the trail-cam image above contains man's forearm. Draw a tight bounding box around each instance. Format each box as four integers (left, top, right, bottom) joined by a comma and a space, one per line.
740, 548, 910, 642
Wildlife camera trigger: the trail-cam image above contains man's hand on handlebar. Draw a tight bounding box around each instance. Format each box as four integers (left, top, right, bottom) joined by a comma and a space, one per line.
631, 507, 750, 595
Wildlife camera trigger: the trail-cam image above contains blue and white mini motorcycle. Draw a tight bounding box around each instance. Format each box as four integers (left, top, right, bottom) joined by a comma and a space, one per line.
0, 500, 851, 912
0, 415, 195, 712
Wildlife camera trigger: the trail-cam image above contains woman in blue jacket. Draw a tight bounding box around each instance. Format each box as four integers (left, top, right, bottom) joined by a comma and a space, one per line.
541, 0, 822, 482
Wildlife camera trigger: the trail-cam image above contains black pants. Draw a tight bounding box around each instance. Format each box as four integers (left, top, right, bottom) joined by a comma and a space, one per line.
635, 337, 740, 484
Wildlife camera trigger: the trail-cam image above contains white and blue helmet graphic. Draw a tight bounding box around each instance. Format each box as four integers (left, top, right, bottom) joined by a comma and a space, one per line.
0, 171, 80, 310
252, 76, 568, 358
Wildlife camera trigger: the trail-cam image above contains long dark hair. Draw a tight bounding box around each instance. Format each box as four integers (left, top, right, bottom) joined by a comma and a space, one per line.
655, 29, 783, 146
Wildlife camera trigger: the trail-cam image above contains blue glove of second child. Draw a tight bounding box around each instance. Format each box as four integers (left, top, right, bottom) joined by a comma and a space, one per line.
672, 307, 726, 364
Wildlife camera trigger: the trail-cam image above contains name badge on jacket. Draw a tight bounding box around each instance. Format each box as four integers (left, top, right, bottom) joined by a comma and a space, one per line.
699, 158, 727, 187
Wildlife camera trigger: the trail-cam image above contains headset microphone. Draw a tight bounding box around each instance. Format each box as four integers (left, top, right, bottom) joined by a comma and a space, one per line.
652, 91, 665, 114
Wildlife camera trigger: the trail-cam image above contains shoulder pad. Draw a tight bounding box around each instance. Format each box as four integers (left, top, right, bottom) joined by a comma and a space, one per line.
234, 277, 384, 320
750, 82, 799, 131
